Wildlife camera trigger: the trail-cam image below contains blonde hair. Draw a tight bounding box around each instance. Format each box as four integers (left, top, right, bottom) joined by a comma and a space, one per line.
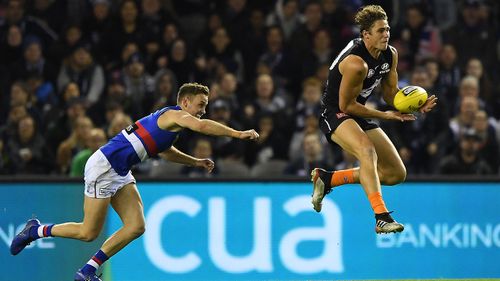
354, 5, 388, 36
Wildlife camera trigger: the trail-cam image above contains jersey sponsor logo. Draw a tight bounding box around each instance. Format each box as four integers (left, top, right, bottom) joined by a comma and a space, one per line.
379, 63, 390, 74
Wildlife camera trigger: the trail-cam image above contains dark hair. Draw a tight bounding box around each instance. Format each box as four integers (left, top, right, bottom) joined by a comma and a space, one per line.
177, 83, 210, 103
354, 5, 388, 36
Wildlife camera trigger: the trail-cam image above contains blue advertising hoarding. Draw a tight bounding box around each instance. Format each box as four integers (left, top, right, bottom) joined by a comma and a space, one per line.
107, 182, 500, 280
0, 183, 106, 281
1, 181, 499, 281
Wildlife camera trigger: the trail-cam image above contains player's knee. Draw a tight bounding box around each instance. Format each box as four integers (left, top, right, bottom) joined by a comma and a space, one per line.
80, 230, 100, 242
355, 140, 377, 163
382, 166, 407, 185
128, 222, 146, 239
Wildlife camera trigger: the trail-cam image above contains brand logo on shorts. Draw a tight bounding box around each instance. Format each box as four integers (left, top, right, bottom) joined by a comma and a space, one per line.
336, 113, 349, 119
99, 186, 114, 197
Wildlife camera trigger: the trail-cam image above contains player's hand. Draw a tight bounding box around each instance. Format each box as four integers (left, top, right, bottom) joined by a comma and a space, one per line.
195, 158, 215, 173
419, 95, 437, 113
239, 129, 260, 140
385, 111, 416, 122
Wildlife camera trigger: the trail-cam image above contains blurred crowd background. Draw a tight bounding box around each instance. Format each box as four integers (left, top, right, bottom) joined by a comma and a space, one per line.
0, 0, 499, 178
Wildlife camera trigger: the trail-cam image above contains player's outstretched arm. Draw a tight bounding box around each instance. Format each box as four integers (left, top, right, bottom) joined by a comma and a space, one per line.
159, 146, 215, 172
174, 111, 259, 140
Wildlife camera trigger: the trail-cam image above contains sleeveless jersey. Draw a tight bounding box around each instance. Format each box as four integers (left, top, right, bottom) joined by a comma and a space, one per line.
322, 38, 394, 112
100, 106, 181, 176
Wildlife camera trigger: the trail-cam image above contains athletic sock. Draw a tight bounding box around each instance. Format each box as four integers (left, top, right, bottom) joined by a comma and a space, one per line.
368, 191, 389, 214
330, 168, 355, 187
30, 224, 54, 239
81, 249, 109, 276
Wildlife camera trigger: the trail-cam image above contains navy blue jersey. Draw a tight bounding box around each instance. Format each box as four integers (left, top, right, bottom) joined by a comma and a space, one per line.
322, 38, 394, 112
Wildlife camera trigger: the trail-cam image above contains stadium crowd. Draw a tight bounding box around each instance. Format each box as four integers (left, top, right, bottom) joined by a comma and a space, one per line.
0, 0, 499, 177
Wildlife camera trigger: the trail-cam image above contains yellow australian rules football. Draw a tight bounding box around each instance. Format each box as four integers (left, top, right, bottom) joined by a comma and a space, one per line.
393, 85, 428, 113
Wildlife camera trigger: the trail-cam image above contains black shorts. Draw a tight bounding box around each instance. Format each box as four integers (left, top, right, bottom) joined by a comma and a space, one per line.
319, 109, 379, 144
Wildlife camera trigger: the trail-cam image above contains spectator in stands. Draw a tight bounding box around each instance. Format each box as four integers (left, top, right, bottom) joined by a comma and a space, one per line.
203, 27, 245, 82
453, 75, 486, 116
168, 39, 195, 85
265, 0, 302, 42
120, 52, 155, 119
151, 69, 178, 111
155, 22, 179, 71
439, 128, 493, 175
100, 0, 147, 64
48, 24, 85, 67
56, 115, 93, 174
284, 132, 331, 176
290, 0, 324, 58
258, 25, 293, 91
473, 110, 499, 173
140, 0, 173, 72
0, 25, 24, 66
57, 42, 105, 106
1, 104, 29, 142
245, 113, 288, 167
449, 96, 480, 142
106, 112, 132, 139
245, 73, 291, 133
444, 0, 497, 72
70, 128, 107, 177
301, 28, 335, 81
45, 97, 87, 155
0, 0, 57, 48
11, 36, 58, 84
180, 137, 218, 178
240, 9, 267, 83
9, 81, 42, 122
294, 77, 322, 132
83, 0, 112, 59
25, 0, 66, 34
289, 113, 332, 164
6, 115, 52, 174
215, 72, 240, 114
465, 58, 496, 117
438, 44, 461, 111
207, 99, 245, 161
393, 4, 441, 70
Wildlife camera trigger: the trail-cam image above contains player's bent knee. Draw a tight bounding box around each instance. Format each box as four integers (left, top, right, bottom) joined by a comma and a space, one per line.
79, 230, 100, 242
381, 166, 407, 186
125, 221, 146, 239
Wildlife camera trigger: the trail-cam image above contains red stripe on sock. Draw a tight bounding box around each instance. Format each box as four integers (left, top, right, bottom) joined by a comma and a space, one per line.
43, 226, 48, 237
92, 256, 103, 265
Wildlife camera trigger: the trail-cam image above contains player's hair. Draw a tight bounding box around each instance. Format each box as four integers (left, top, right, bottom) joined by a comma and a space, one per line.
354, 5, 387, 37
177, 82, 210, 103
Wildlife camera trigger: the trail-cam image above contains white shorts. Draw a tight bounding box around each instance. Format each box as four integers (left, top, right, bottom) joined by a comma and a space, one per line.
84, 150, 136, 199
